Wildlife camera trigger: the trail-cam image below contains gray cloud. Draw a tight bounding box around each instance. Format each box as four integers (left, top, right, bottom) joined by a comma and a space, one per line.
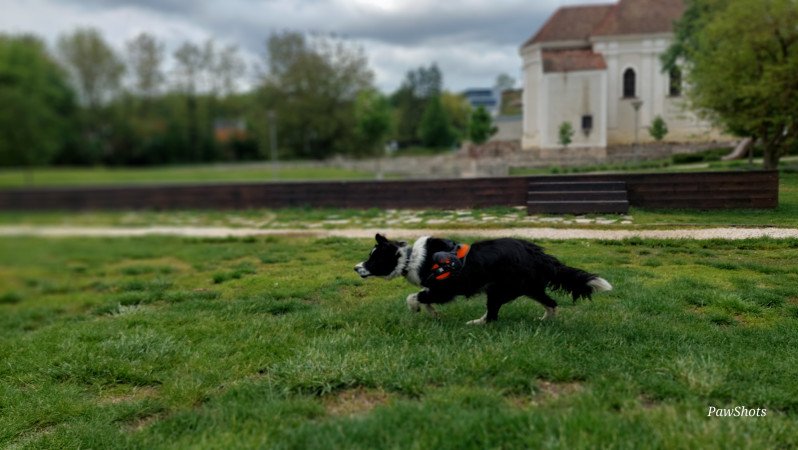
61, 0, 206, 15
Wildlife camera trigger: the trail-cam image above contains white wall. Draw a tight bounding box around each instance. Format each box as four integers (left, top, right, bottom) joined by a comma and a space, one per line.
541, 70, 606, 148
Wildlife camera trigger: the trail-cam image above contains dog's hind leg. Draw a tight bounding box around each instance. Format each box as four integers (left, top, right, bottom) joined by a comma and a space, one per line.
423, 304, 440, 317
527, 288, 558, 320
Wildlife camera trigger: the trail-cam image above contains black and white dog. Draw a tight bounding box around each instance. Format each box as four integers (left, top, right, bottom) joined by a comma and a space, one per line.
354, 234, 612, 324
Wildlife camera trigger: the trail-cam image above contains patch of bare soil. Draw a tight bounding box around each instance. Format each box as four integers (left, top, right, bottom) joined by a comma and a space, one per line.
98, 386, 160, 406
323, 387, 392, 417
507, 380, 584, 408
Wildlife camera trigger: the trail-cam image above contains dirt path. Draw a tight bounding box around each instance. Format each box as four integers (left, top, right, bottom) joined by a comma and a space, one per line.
1, 225, 798, 240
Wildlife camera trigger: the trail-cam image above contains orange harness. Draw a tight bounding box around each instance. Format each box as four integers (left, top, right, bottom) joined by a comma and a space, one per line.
429, 243, 471, 281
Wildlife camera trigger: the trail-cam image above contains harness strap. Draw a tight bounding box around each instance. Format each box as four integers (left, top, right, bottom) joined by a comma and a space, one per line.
429, 243, 471, 282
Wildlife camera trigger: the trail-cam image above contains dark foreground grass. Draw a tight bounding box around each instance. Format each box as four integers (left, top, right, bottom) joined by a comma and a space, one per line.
1, 236, 797, 449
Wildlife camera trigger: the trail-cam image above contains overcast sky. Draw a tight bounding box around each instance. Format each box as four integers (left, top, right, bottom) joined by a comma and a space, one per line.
0, 0, 611, 93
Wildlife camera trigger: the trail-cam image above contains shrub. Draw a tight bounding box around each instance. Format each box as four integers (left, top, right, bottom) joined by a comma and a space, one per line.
558, 122, 574, 147
648, 116, 669, 141
672, 147, 733, 164
468, 106, 497, 144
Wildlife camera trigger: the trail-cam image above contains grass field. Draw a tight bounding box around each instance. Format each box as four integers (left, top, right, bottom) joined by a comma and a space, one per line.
2, 235, 797, 448
0, 164, 373, 188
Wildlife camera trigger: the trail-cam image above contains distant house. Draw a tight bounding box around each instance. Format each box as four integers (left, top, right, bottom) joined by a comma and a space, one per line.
213, 118, 247, 144
462, 88, 501, 116
519, 0, 723, 149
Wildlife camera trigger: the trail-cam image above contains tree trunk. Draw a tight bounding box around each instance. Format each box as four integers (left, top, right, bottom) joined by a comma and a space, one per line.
763, 146, 781, 170
187, 95, 198, 162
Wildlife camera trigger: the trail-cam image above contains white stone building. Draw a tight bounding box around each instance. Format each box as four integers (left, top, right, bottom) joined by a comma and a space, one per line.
519, 0, 721, 149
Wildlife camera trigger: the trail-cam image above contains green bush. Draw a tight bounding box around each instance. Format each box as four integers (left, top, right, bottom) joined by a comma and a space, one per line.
468, 106, 497, 144
672, 147, 733, 164
648, 116, 669, 141
558, 122, 574, 147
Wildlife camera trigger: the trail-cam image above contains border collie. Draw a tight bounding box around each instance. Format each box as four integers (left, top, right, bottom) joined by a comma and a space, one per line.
354, 234, 612, 324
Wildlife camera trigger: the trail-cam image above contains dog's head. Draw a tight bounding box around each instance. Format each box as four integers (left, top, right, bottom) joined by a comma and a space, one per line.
354, 233, 408, 279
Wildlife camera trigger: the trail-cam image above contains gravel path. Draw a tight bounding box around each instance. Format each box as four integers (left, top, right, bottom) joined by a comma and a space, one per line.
1, 225, 798, 240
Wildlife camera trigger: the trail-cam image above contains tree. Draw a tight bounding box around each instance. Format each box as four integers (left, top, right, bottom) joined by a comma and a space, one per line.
663, 0, 798, 169
213, 44, 246, 98
57, 28, 126, 165
354, 88, 392, 156
173, 41, 203, 96
418, 95, 455, 148
441, 92, 472, 143
558, 122, 574, 148
173, 41, 205, 160
494, 73, 515, 92
259, 31, 374, 159
57, 28, 124, 108
0, 34, 77, 172
392, 63, 443, 146
125, 32, 165, 98
469, 106, 497, 145
648, 116, 669, 142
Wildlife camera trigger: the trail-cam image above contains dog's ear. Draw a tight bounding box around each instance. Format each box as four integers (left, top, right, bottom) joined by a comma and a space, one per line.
397, 240, 408, 247
375, 233, 388, 244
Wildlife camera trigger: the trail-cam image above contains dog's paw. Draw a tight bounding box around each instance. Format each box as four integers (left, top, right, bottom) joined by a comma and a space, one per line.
406, 293, 421, 313
540, 306, 557, 321
424, 304, 440, 318
466, 313, 488, 325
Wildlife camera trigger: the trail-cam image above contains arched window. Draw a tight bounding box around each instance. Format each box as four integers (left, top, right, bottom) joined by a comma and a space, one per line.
623, 68, 636, 98
669, 66, 682, 97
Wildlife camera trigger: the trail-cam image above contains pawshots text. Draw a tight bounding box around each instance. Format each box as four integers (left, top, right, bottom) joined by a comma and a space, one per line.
707, 406, 767, 417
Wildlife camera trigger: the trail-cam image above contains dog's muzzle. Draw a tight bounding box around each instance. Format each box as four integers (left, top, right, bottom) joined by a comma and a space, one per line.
354, 263, 371, 278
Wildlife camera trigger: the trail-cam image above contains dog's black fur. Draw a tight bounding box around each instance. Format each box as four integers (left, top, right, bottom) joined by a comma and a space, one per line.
354, 234, 612, 324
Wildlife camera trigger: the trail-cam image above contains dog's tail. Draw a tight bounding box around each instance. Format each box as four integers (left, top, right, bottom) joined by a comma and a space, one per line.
549, 263, 612, 301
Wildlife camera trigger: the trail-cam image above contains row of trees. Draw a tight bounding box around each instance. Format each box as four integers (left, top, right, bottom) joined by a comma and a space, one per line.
0, 29, 253, 167
1, 29, 498, 168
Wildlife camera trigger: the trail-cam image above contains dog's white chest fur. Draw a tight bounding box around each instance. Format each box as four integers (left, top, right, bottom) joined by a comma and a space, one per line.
404, 236, 428, 286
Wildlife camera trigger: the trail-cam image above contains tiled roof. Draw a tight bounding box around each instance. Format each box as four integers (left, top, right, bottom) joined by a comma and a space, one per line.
542, 48, 607, 73
523, 0, 684, 48
592, 0, 684, 37
524, 4, 615, 47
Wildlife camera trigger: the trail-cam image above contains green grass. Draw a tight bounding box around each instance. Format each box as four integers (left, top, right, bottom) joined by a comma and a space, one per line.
1, 235, 797, 448
509, 150, 798, 177
0, 164, 373, 188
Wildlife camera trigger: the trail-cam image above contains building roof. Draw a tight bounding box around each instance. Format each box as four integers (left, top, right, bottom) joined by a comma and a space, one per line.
592, 0, 684, 37
524, 4, 615, 47
523, 0, 684, 48
542, 48, 607, 73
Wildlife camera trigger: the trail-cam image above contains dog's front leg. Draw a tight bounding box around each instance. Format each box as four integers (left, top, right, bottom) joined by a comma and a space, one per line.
406, 290, 440, 317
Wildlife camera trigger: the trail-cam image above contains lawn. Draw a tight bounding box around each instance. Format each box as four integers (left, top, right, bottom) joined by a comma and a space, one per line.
1, 235, 797, 448
0, 164, 373, 188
